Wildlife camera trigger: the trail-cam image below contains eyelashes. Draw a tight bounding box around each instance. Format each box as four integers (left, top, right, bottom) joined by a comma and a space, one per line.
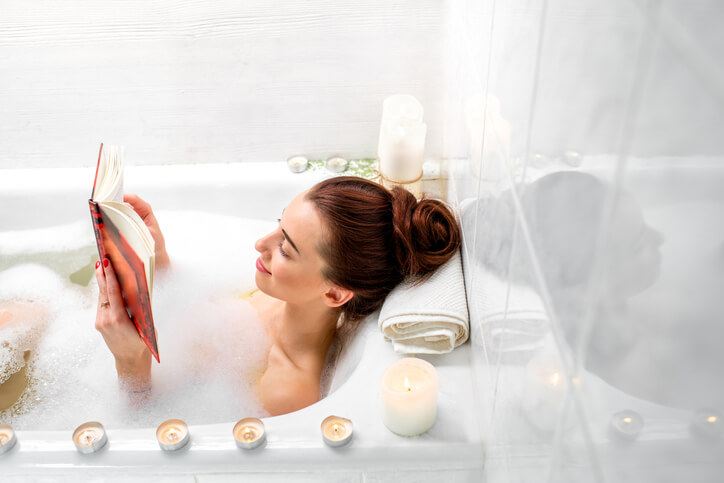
276, 217, 289, 258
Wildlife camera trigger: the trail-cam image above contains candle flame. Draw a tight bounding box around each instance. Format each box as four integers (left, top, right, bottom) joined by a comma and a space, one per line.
550, 373, 560, 386
77, 429, 98, 445
165, 427, 180, 441
623, 417, 632, 424
404, 376, 411, 391
243, 427, 255, 441
707, 416, 718, 424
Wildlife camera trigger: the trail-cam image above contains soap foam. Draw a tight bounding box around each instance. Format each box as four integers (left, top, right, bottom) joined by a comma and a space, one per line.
0, 211, 278, 429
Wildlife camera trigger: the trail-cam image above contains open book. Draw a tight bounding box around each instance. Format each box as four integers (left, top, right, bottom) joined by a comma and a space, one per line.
89, 143, 159, 362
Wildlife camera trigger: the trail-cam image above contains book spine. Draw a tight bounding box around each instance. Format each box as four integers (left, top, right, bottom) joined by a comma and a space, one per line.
89, 200, 107, 262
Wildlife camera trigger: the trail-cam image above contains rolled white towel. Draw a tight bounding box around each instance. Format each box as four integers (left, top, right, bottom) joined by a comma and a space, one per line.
378, 250, 469, 354
476, 275, 549, 357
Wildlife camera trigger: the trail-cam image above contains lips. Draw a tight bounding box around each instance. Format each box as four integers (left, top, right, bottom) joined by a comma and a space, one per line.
256, 257, 271, 275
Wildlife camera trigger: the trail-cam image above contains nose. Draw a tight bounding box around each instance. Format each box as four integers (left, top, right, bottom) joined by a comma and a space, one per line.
647, 226, 665, 247
255, 230, 275, 254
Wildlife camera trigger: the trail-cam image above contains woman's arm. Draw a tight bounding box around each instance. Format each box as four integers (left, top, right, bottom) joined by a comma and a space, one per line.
94, 258, 152, 394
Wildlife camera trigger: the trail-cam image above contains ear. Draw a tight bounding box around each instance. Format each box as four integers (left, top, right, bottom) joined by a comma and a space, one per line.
323, 286, 354, 308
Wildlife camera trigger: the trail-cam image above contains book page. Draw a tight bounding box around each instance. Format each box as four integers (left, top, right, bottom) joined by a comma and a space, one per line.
100, 202, 155, 294
94, 146, 124, 203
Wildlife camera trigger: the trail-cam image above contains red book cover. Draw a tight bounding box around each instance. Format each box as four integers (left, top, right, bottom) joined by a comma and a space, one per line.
89, 145, 160, 362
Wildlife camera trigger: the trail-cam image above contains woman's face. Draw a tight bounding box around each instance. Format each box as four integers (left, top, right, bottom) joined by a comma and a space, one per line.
254, 192, 332, 305
607, 193, 664, 296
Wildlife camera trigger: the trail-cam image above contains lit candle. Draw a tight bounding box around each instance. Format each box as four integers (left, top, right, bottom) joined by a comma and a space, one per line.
72, 421, 108, 454
691, 408, 723, 440
325, 156, 348, 173
609, 410, 644, 441
321, 415, 354, 447
520, 355, 571, 432
156, 419, 190, 451
377, 94, 427, 184
380, 357, 438, 436
0, 424, 17, 455
233, 417, 266, 450
562, 151, 582, 167
287, 155, 309, 173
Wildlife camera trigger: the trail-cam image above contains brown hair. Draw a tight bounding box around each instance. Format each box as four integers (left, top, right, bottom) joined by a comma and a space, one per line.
306, 177, 461, 322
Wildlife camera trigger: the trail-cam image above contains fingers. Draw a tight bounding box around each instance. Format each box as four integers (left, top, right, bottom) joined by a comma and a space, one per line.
101, 258, 125, 310
95, 259, 107, 301
123, 194, 154, 221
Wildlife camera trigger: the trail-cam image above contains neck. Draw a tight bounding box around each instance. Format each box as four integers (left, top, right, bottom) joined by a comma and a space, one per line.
270, 299, 340, 356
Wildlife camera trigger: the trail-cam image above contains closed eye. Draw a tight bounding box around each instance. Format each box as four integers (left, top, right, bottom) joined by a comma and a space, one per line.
278, 241, 290, 258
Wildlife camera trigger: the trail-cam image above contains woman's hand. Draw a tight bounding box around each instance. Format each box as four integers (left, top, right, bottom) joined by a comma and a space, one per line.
95, 258, 152, 392
123, 194, 171, 269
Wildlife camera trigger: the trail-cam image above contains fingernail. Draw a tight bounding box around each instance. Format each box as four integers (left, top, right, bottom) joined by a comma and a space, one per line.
103, 258, 109, 268
95, 260, 100, 269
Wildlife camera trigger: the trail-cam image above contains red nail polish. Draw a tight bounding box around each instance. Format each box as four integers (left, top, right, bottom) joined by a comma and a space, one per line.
95, 260, 100, 269
103, 258, 109, 268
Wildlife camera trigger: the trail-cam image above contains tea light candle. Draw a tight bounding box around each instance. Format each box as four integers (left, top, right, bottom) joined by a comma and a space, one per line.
691, 408, 724, 440
380, 357, 438, 436
0, 424, 17, 455
321, 415, 354, 447
72, 421, 108, 454
609, 410, 644, 440
287, 155, 309, 173
233, 417, 266, 450
326, 156, 348, 173
156, 419, 190, 451
562, 151, 582, 167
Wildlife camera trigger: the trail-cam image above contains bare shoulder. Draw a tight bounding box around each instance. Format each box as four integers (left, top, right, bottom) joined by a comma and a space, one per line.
259, 345, 321, 416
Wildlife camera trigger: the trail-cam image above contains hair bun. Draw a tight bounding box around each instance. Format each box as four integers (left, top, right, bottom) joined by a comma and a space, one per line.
390, 187, 461, 278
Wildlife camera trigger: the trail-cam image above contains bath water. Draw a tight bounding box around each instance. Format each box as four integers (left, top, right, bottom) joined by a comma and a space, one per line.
0, 210, 279, 429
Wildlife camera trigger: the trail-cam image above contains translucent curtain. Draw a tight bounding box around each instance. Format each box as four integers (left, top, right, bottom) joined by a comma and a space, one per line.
445, 0, 724, 481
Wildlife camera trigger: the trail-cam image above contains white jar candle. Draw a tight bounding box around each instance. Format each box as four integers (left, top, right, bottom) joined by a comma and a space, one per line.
380, 357, 438, 436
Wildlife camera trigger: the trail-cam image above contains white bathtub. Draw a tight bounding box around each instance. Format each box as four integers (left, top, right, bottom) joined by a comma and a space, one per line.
0, 162, 484, 481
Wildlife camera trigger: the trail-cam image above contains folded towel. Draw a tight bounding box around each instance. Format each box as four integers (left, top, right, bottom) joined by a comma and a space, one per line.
378, 250, 469, 354
474, 272, 549, 358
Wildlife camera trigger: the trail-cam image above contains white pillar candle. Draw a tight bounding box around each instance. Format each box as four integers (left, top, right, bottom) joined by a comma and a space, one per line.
380, 357, 439, 436
377, 94, 427, 183
520, 355, 572, 432
464, 94, 511, 184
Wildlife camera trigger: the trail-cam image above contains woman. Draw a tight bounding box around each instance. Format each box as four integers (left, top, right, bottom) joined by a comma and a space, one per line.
95, 177, 461, 415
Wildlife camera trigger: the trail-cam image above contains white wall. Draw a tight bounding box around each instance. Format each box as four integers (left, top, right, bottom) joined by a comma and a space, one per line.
0, 0, 444, 168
